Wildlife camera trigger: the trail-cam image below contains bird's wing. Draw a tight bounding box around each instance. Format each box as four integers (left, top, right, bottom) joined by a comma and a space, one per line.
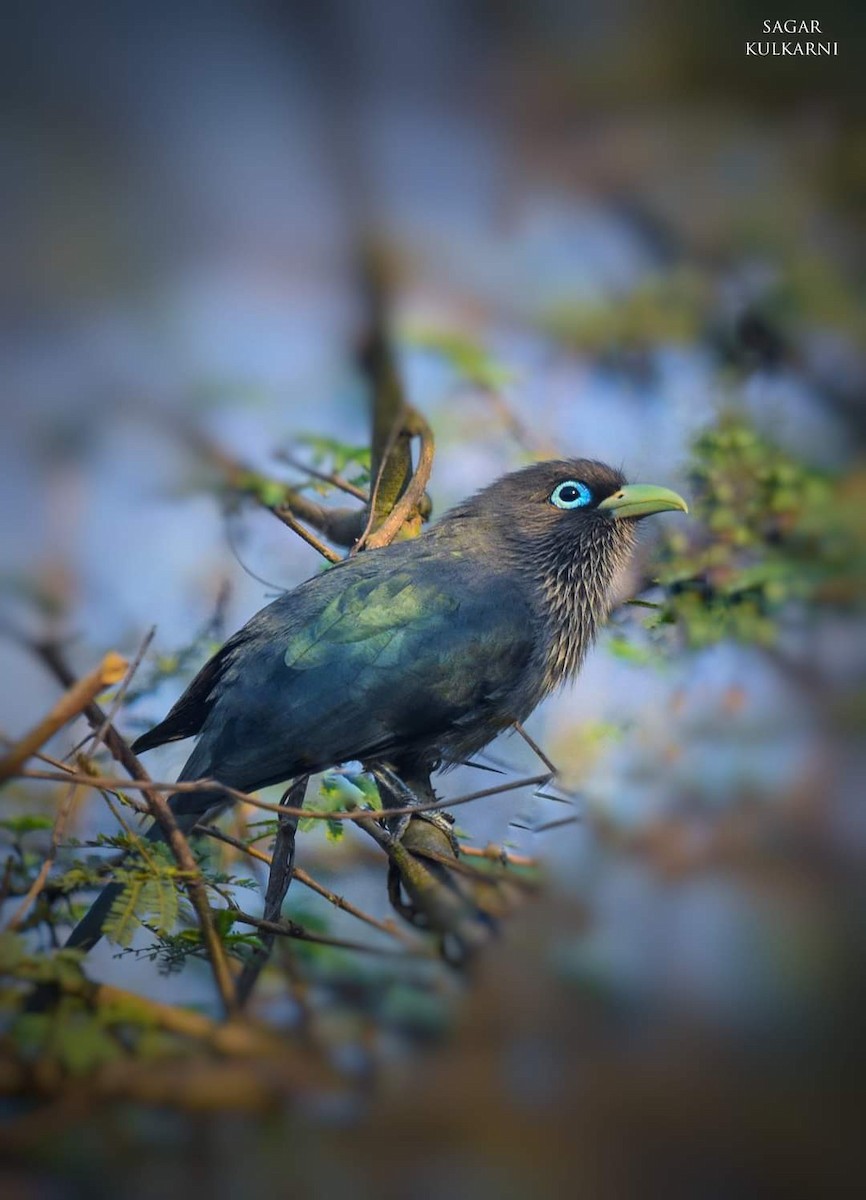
184, 553, 537, 788
130, 624, 256, 754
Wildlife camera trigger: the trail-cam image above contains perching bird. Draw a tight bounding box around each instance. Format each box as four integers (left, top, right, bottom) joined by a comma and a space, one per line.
67, 459, 687, 950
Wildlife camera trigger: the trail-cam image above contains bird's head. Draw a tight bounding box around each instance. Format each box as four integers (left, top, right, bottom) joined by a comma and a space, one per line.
449, 458, 687, 547
444, 458, 688, 684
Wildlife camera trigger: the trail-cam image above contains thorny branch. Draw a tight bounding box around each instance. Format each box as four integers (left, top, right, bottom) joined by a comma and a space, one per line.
17, 767, 553, 825
4, 631, 159, 934
0, 652, 128, 784
24, 642, 239, 1019
198, 824, 423, 947
229, 909, 425, 958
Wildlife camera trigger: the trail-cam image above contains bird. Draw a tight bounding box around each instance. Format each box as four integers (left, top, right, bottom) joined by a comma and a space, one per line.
66, 458, 687, 951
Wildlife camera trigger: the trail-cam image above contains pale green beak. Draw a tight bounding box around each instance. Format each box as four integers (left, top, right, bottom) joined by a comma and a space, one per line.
598, 483, 689, 520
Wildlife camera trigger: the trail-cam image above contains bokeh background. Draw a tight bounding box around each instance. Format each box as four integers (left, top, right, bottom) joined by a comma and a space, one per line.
2, 1, 864, 1196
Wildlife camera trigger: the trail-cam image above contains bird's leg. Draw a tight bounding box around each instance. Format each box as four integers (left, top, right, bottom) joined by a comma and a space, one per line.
373, 764, 458, 854
370, 765, 418, 842
236, 775, 308, 1007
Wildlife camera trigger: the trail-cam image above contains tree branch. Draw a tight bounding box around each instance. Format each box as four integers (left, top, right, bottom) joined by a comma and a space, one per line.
28, 644, 239, 1020
0, 651, 127, 784
18, 767, 552, 824
198, 824, 422, 948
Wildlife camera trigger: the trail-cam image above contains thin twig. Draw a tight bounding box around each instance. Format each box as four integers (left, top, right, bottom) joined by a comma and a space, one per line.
0, 652, 128, 783
27, 645, 239, 1019
460, 844, 538, 868
18, 768, 552, 823
275, 451, 368, 501
351, 411, 404, 554
511, 814, 580, 834
269, 508, 342, 564
181, 425, 367, 548
3, 781, 80, 931
229, 910, 421, 957
198, 825, 420, 947
32, 641, 155, 789
513, 722, 559, 776
86, 628, 156, 760
363, 410, 435, 551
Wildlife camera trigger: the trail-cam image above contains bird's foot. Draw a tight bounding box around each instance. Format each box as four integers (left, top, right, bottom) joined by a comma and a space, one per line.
412, 809, 459, 855
385, 807, 457, 853
385, 811, 412, 843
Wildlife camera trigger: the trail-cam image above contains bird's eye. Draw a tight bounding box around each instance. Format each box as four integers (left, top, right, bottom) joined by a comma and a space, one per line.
550, 480, 592, 509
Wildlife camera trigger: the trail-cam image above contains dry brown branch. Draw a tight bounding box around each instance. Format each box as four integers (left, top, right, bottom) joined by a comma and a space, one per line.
460, 844, 538, 868
274, 450, 369, 501
6, 631, 161, 932
362, 407, 435, 551
269, 507, 342, 563
33, 641, 156, 789
199, 824, 421, 947
184, 427, 368, 548
3, 782, 81, 932
87, 627, 155, 758
18, 767, 551, 824
514, 721, 559, 775
0, 651, 127, 784
27, 646, 239, 1019
230, 909, 422, 957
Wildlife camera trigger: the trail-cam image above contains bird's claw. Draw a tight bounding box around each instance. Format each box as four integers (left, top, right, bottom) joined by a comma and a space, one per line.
385, 807, 458, 854
413, 809, 459, 854
385, 812, 412, 843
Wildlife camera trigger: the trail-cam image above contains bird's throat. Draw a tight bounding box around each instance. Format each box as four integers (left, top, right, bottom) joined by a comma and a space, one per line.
535, 521, 636, 691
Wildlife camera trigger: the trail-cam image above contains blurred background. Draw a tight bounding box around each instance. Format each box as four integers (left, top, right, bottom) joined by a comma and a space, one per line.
1, 1, 864, 1196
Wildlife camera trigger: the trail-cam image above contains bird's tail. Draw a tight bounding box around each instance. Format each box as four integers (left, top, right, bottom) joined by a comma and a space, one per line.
64, 877, 129, 953
63, 811, 181, 952
64, 775, 231, 954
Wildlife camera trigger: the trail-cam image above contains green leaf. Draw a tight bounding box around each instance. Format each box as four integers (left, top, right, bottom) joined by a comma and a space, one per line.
212, 909, 238, 939
50, 949, 87, 989
606, 634, 656, 665
0, 815, 53, 836
0, 931, 27, 972
139, 873, 180, 937
295, 435, 371, 477
405, 327, 514, 389
11, 1012, 52, 1057
53, 1006, 123, 1075
325, 819, 344, 844
299, 771, 374, 835
104, 879, 145, 948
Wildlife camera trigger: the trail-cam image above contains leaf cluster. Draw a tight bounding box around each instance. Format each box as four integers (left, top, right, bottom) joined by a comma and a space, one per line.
298, 771, 382, 842
628, 413, 862, 650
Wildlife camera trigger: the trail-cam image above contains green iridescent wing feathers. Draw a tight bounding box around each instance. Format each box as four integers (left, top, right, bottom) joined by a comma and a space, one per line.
136, 544, 536, 780
283, 572, 459, 670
